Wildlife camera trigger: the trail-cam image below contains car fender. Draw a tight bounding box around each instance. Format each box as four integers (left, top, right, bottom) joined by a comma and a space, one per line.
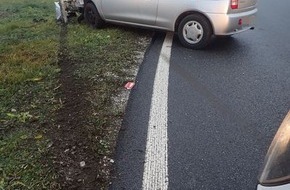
157, 0, 229, 31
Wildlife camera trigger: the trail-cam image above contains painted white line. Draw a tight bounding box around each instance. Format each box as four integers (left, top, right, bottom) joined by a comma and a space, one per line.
142, 33, 173, 190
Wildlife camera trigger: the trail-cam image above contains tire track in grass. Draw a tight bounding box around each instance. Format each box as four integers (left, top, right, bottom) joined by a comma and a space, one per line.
47, 23, 100, 190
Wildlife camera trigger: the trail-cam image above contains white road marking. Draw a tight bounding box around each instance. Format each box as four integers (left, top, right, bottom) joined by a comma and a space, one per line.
142, 33, 173, 190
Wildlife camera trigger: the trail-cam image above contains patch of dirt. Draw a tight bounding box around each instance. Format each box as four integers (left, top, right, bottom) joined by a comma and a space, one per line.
47, 24, 100, 190
45, 24, 151, 190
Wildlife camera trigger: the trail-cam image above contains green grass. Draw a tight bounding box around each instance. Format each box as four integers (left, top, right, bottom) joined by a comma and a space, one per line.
64, 22, 150, 188
0, 0, 61, 189
0, 130, 59, 189
0, 0, 151, 189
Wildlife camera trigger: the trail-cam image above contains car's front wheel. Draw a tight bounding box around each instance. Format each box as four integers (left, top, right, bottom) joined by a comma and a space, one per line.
84, 2, 104, 28
178, 14, 213, 49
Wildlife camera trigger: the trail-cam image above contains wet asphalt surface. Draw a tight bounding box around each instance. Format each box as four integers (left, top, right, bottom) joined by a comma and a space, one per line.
110, 0, 290, 189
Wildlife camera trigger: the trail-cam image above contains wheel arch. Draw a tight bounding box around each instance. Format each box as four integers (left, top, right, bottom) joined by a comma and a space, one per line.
84, 0, 103, 17
83, 0, 104, 28
174, 11, 214, 34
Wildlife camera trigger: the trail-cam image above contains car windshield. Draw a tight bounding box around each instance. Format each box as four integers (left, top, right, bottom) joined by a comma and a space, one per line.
259, 111, 290, 186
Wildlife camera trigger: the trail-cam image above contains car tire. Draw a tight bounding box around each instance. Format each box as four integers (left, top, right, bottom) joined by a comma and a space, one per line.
178, 14, 212, 49
84, 2, 104, 28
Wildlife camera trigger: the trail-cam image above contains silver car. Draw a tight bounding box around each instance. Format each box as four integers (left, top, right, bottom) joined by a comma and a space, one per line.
83, 0, 258, 49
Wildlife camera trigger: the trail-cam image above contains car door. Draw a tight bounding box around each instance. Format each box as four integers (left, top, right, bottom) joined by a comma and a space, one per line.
101, 0, 158, 26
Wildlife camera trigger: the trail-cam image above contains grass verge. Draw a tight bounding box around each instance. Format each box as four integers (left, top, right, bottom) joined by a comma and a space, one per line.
0, 0, 151, 189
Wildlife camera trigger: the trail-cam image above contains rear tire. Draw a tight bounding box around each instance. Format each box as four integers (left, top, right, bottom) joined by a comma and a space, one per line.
84, 2, 104, 28
178, 14, 212, 49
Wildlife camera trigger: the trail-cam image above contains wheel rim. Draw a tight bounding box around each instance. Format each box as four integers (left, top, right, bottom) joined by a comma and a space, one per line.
182, 21, 204, 44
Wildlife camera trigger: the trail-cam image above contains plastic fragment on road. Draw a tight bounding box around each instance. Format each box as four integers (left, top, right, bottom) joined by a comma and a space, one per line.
124, 82, 135, 90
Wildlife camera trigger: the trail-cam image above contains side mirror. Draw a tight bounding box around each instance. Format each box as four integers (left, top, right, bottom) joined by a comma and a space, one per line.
257, 111, 290, 190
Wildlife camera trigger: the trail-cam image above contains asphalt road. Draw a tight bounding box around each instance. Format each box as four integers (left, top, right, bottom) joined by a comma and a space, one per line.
110, 0, 290, 189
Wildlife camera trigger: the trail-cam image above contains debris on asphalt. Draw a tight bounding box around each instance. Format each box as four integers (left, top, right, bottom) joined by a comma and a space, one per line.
124, 82, 135, 90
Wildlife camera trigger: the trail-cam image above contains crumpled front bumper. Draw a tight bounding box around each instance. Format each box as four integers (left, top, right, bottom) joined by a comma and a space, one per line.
54, 0, 84, 21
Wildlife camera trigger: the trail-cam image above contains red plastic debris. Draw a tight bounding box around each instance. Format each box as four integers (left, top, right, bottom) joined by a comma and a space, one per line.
124, 82, 135, 90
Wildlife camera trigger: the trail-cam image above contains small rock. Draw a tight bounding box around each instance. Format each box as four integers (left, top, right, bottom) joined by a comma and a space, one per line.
80, 161, 86, 167
66, 177, 73, 181
110, 159, 114, 163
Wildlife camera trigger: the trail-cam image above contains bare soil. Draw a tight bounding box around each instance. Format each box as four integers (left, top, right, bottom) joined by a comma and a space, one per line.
47, 25, 101, 189
45, 24, 151, 190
